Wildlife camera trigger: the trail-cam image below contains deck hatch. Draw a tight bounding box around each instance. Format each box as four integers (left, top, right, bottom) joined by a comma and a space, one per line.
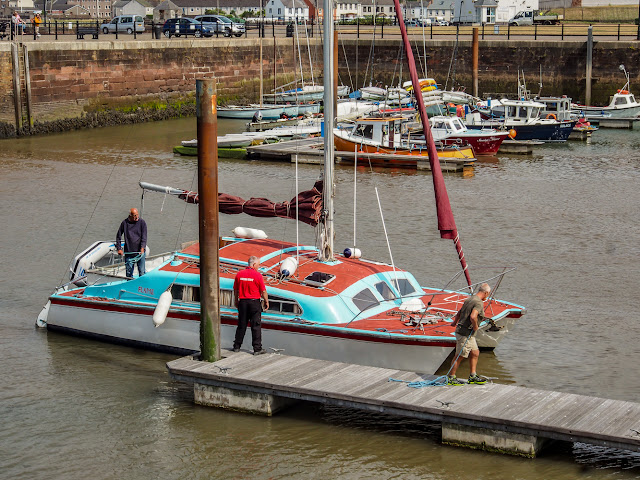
304, 271, 335, 287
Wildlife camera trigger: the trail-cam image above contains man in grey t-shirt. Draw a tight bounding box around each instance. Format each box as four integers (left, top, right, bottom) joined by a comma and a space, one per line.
447, 283, 491, 385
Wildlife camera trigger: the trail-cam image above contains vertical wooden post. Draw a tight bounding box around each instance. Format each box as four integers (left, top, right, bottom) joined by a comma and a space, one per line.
11, 43, 22, 133
23, 44, 33, 130
472, 27, 478, 98
197, 79, 220, 363
585, 26, 592, 106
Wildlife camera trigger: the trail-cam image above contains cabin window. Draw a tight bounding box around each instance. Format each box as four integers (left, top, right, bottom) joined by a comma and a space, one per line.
395, 278, 417, 296
615, 96, 627, 106
171, 284, 201, 303
352, 288, 378, 312
375, 281, 395, 300
629, 95, 636, 103
356, 124, 374, 139
265, 294, 302, 315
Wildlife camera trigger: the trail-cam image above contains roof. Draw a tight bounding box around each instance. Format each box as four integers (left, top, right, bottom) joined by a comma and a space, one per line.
154, 0, 180, 10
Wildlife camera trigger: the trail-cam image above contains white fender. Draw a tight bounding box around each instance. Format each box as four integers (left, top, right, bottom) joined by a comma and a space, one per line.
232, 227, 268, 239
153, 290, 172, 328
36, 300, 51, 328
343, 247, 362, 259
280, 257, 298, 277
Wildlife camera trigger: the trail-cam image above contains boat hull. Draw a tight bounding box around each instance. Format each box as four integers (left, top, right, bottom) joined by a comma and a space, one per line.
468, 121, 575, 141
334, 133, 475, 162
45, 299, 454, 374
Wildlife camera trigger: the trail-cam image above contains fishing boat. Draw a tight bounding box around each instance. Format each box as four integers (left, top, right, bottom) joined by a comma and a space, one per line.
36, 0, 525, 374
424, 115, 509, 156
334, 116, 476, 164
466, 98, 576, 142
571, 65, 640, 120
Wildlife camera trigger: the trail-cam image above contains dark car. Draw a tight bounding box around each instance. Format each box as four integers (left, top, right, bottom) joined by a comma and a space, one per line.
162, 18, 213, 38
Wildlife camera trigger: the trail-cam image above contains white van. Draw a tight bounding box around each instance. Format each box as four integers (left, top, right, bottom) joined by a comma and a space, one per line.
102, 15, 145, 34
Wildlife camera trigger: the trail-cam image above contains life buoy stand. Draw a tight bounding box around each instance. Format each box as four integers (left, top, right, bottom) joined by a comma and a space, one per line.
545, 113, 557, 120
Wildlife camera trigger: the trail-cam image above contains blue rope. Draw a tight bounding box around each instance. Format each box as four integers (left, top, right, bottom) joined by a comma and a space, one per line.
388, 332, 474, 388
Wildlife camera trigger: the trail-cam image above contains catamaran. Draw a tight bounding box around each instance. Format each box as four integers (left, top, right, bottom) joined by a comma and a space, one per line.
36, 0, 525, 374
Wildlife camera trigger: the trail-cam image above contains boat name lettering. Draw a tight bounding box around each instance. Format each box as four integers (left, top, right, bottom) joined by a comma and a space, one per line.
138, 287, 154, 295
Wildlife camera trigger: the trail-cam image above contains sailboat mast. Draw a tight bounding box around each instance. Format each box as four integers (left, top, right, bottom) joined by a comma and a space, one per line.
320, 0, 335, 262
393, 0, 472, 288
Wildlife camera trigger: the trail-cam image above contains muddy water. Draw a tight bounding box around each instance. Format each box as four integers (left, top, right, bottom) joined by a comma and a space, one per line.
1, 118, 640, 479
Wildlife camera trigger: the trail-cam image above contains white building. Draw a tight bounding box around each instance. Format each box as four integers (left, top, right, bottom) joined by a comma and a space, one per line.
266, 0, 309, 21
452, 0, 538, 24
405, 0, 454, 23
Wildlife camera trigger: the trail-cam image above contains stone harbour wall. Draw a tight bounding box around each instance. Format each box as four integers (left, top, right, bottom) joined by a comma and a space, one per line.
0, 37, 638, 138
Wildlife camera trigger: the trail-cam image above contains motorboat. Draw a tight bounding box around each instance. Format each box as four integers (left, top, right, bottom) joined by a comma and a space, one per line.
334, 116, 476, 165
422, 115, 509, 156
466, 98, 576, 142
217, 103, 321, 120
571, 65, 640, 120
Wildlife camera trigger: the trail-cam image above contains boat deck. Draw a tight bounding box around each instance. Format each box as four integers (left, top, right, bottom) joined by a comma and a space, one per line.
168, 352, 640, 455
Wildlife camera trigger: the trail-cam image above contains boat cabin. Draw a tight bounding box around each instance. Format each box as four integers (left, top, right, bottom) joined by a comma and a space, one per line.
536, 96, 573, 122
346, 117, 406, 148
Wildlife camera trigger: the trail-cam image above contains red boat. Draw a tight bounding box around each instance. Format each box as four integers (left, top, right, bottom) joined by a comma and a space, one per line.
408, 115, 509, 156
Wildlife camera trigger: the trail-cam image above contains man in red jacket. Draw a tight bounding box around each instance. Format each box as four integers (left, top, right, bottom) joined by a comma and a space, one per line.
233, 256, 269, 355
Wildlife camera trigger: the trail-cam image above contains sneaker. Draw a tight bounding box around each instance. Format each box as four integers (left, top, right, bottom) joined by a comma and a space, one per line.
468, 374, 487, 385
253, 349, 267, 356
447, 375, 464, 386
231, 347, 240, 352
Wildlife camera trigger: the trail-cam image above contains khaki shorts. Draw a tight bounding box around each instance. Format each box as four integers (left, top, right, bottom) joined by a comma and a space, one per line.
455, 333, 478, 358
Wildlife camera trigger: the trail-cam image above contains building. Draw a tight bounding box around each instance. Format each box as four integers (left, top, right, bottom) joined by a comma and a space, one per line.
113, 0, 153, 17
405, 0, 454, 23
265, 0, 309, 21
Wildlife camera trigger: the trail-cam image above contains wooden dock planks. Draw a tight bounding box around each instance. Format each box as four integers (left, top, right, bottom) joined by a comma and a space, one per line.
167, 352, 640, 453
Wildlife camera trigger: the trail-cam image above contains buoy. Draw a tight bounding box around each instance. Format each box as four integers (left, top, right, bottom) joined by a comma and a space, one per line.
279, 256, 298, 277
545, 113, 557, 120
617, 89, 629, 94
153, 290, 172, 328
343, 247, 362, 259
232, 227, 268, 239
508, 129, 517, 139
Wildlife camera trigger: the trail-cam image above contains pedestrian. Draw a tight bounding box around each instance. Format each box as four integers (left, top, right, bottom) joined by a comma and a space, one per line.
447, 283, 491, 385
11, 12, 22, 40
233, 255, 269, 355
32, 13, 42, 38
115, 207, 147, 278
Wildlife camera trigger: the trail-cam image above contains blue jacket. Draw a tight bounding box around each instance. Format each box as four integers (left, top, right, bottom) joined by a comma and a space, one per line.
116, 218, 147, 254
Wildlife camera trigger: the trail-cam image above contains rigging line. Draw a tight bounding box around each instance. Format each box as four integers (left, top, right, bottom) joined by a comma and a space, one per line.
339, 32, 354, 93
353, 144, 357, 248
420, 0, 427, 78
445, 27, 460, 91
303, 18, 314, 86
60, 125, 135, 287
294, 20, 305, 88
173, 168, 198, 253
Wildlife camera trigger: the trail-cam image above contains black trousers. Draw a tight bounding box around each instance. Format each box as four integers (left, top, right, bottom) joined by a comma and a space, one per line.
234, 299, 262, 352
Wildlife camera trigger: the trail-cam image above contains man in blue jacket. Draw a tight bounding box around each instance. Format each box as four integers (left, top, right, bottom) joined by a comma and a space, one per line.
116, 208, 147, 278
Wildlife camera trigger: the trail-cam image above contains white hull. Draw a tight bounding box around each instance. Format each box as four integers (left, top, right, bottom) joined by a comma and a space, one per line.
45, 302, 453, 374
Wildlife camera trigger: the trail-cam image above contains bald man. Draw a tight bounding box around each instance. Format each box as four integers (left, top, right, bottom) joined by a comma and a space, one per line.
116, 208, 147, 278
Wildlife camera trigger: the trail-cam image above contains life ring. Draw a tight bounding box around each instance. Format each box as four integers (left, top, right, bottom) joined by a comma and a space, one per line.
545, 113, 557, 120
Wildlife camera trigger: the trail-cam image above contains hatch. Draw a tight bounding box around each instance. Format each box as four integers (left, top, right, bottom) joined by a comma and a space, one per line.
304, 271, 335, 287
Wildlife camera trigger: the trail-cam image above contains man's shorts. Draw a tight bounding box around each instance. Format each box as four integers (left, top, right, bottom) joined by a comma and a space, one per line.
455, 333, 478, 358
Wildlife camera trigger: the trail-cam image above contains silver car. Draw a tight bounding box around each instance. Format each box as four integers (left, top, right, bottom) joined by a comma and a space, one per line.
102, 15, 145, 34
193, 15, 245, 37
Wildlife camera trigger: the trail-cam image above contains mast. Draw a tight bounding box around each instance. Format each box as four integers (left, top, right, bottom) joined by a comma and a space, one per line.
392, 0, 472, 288
320, 0, 335, 262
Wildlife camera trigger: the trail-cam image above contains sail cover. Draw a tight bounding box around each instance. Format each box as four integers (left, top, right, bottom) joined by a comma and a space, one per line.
392, 1, 471, 286
141, 180, 324, 227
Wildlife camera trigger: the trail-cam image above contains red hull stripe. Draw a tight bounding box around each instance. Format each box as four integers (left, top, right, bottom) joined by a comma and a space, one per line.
50, 297, 454, 347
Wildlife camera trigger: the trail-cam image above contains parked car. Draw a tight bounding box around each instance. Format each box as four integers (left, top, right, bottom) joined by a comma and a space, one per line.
102, 15, 145, 34
436, 20, 450, 26
193, 15, 245, 37
162, 18, 214, 38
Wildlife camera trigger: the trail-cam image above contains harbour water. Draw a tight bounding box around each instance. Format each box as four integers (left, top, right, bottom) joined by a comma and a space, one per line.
2, 118, 640, 479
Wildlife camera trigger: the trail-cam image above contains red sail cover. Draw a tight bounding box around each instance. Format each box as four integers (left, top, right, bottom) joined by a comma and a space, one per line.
393, 1, 471, 286
177, 180, 323, 227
